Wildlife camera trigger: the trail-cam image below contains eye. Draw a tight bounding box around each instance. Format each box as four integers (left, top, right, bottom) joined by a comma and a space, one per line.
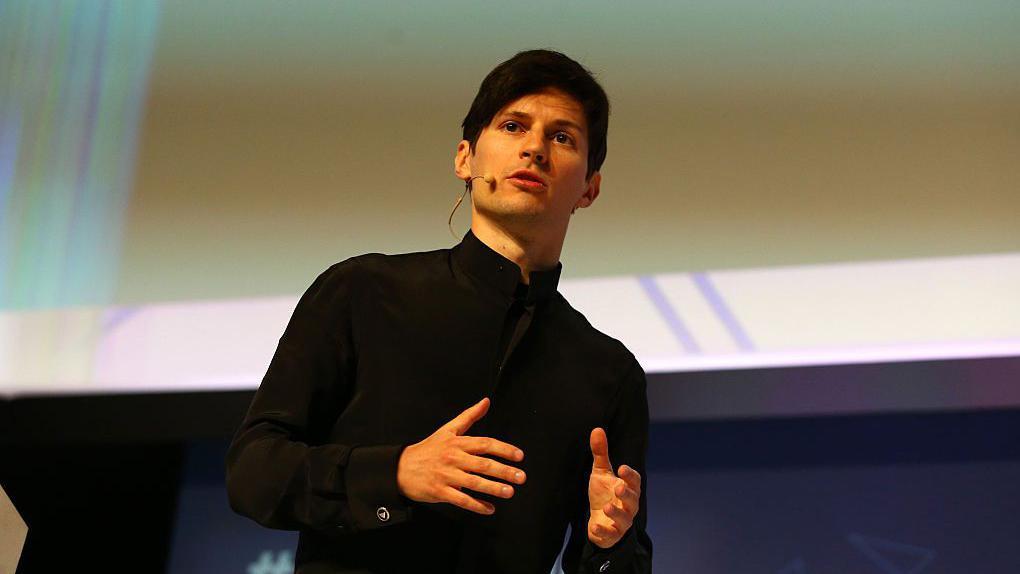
501, 121, 523, 133
553, 131, 574, 145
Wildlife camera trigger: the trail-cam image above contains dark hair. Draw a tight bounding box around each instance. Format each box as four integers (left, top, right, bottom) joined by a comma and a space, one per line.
461, 49, 610, 180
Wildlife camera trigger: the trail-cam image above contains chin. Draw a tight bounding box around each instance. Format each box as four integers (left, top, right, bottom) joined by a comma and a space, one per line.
477, 201, 547, 222
508, 195, 552, 211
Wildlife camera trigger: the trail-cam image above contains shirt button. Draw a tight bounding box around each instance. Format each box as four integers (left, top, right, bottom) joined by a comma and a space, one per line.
599, 560, 611, 572
376, 506, 390, 522
498, 264, 504, 272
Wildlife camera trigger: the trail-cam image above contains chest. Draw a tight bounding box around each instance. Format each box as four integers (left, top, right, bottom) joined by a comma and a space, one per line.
332, 279, 617, 473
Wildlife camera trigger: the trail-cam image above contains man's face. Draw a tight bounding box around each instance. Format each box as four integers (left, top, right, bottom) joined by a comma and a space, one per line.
454, 88, 601, 230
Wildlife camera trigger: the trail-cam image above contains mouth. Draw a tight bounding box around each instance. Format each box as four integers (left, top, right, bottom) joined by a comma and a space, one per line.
506, 169, 548, 191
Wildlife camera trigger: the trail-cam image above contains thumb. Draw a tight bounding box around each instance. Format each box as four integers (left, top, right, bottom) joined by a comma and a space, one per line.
444, 397, 490, 435
590, 427, 613, 472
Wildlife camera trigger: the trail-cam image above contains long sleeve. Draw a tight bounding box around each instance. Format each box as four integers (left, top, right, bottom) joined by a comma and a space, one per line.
563, 359, 654, 573
225, 260, 411, 533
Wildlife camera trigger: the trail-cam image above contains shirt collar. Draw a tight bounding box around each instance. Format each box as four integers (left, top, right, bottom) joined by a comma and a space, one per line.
452, 230, 562, 305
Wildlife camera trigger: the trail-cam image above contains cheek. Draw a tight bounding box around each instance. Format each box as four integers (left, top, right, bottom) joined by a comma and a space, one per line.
478, 147, 508, 172
560, 160, 589, 189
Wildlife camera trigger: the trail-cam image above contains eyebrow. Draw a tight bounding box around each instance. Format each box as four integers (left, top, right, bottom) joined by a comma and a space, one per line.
499, 110, 586, 135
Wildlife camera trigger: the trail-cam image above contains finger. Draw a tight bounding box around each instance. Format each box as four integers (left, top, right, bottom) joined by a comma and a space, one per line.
618, 464, 642, 492
616, 485, 639, 515
590, 521, 622, 540
461, 453, 527, 484
603, 501, 634, 527
453, 470, 516, 499
441, 486, 495, 515
589, 427, 613, 472
444, 397, 490, 435
458, 435, 524, 462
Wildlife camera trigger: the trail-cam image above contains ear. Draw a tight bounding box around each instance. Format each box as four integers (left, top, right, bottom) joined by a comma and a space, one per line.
574, 171, 601, 211
454, 140, 473, 182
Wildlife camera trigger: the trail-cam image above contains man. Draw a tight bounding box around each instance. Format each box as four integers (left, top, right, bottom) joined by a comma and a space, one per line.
226, 49, 653, 573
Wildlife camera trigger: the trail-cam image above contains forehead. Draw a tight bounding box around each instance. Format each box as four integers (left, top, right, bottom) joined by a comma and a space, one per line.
490, 88, 588, 134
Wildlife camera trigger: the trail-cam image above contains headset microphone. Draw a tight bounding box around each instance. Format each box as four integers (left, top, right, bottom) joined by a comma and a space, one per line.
449, 175, 495, 238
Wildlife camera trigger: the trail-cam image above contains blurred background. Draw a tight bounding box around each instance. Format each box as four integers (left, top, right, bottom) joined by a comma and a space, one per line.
2, 0, 1019, 572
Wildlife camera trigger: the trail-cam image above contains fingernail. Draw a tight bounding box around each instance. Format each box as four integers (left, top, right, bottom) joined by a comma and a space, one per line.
515, 449, 524, 460
502, 485, 513, 496
514, 471, 524, 482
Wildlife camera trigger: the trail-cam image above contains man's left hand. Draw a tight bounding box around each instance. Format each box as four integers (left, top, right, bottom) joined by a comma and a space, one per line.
587, 427, 641, 548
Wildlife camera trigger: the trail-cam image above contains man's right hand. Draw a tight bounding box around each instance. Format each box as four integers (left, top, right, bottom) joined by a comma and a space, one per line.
396, 397, 526, 515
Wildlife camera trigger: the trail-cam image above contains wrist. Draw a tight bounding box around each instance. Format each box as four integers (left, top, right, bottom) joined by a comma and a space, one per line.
395, 442, 416, 499
346, 444, 411, 530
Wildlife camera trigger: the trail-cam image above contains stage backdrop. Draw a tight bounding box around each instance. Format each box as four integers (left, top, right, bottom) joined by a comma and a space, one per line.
1, 0, 1019, 407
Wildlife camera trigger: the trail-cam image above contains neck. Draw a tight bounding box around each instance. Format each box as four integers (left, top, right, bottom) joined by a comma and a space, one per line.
470, 216, 565, 285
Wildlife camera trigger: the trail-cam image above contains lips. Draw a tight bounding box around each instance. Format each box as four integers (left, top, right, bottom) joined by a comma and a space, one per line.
507, 169, 547, 190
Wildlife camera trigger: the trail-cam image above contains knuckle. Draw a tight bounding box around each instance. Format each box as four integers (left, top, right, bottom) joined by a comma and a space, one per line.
457, 493, 485, 514
466, 475, 482, 491
476, 477, 498, 496
486, 480, 504, 497
437, 468, 454, 484
483, 479, 500, 495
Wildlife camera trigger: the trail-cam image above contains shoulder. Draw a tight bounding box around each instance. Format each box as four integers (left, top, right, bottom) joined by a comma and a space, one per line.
308, 244, 452, 303
551, 292, 647, 420
550, 291, 643, 380
315, 247, 451, 291
290, 248, 450, 330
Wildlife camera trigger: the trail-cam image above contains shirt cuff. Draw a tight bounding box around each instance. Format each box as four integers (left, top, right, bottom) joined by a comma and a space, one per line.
581, 527, 637, 573
345, 444, 412, 531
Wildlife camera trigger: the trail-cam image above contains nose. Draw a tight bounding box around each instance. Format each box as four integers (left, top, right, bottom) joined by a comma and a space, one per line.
520, 131, 547, 165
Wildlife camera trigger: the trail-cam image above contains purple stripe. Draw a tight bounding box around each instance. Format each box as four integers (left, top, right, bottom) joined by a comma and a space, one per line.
0, 112, 20, 212
638, 275, 701, 354
692, 272, 755, 351
74, 0, 105, 191
0, 112, 21, 295
63, 1, 110, 304
102, 306, 139, 334
846, 533, 935, 574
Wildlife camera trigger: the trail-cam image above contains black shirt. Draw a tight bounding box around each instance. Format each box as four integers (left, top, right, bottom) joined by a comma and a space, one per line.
226, 231, 652, 573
